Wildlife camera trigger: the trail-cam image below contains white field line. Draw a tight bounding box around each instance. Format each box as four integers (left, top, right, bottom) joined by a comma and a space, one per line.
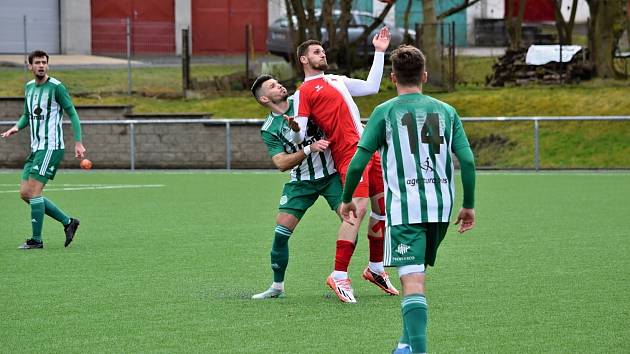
0, 184, 165, 193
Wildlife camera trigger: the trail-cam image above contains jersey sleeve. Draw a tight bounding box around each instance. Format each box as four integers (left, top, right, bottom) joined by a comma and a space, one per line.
357, 106, 387, 153
56, 84, 82, 142
17, 84, 30, 129
294, 88, 311, 118
260, 130, 286, 158
341, 52, 384, 97
450, 109, 470, 153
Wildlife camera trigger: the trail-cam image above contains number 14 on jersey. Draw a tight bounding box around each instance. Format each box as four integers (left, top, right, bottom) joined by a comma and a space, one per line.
401, 112, 445, 155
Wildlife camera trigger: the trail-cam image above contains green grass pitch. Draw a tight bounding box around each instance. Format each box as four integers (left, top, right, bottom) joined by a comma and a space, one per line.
1, 171, 629, 353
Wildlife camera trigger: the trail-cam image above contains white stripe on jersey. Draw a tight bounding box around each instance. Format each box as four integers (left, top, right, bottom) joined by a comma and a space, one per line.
384, 119, 402, 226
323, 75, 364, 136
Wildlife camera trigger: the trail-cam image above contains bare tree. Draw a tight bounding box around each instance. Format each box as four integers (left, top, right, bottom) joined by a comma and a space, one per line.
586, 0, 628, 78
506, 0, 528, 50
437, 0, 482, 21
552, 0, 579, 45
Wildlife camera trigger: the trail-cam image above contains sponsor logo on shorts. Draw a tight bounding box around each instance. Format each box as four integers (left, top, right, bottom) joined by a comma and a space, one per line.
396, 243, 411, 255
393, 256, 416, 262
279, 195, 288, 205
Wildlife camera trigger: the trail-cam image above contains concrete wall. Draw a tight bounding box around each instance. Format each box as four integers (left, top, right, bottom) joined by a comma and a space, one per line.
60, 0, 91, 54
0, 122, 275, 170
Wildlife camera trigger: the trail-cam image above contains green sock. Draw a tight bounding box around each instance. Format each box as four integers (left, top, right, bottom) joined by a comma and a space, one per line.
30, 196, 45, 242
271, 225, 292, 283
399, 305, 410, 346
402, 294, 428, 353
43, 197, 70, 225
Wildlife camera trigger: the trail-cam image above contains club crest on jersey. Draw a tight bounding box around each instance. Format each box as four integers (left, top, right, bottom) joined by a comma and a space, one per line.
279, 195, 288, 205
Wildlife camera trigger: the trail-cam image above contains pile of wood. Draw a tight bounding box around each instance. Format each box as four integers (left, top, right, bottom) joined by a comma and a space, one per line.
486, 48, 594, 87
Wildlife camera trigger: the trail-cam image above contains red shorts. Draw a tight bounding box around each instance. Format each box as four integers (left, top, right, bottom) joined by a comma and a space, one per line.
339, 152, 384, 198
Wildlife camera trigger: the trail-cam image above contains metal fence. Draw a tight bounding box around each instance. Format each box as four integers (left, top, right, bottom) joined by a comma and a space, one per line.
2, 116, 629, 171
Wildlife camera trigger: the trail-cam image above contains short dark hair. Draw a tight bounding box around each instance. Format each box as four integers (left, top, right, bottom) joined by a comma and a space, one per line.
251, 74, 273, 100
296, 39, 322, 62
28, 50, 49, 65
390, 45, 426, 86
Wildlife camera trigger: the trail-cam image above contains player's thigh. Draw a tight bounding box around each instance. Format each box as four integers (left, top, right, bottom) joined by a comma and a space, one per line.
318, 173, 343, 211
368, 152, 384, 197
384, 223, 429, 267
424, 222, 450, 267
277, 180, 320, 220
24, 149, 64, 184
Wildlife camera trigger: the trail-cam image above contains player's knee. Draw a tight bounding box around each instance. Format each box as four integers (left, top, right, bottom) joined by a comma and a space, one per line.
398, 265, 425, 295
19, 188, 31, 202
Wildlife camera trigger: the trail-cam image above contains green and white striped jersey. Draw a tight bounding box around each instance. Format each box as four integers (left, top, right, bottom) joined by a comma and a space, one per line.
359, 93, 471, 225
261, 97, 336, 181
20, 77, 81, 151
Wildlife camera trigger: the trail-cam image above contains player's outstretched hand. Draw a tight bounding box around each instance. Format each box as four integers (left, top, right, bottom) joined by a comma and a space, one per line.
340, 201, 357, 225
75, 142, 86, 159
1, 126, 19, 138
309, 139, 329, 153
373, 27, 391, 52
283, 115, 300, 132
454, 208, 475, 234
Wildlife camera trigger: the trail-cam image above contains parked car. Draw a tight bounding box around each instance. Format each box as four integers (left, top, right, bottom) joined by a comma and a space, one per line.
267, 11, 414, 61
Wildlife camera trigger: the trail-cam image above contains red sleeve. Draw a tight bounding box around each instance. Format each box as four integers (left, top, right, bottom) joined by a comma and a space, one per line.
294, 86, 311, 118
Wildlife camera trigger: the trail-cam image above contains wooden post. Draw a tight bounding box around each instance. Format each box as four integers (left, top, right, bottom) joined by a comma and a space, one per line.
182, 27, 190, 97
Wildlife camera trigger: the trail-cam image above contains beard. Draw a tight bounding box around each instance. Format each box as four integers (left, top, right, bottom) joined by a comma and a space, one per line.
271, 92, 289, 105
310, 59, 328, 71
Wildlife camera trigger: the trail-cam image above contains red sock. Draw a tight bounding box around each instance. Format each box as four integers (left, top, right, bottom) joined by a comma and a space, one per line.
368, 235, 384, 262
334, 240, 356, 272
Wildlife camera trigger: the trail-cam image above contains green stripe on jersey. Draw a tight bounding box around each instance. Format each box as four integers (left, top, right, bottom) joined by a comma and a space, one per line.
362, 93, 468, 225
259, 96, 335, 182
24, 77, 68, 151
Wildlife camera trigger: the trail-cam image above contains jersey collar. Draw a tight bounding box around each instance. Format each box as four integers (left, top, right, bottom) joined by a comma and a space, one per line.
304, 73, 325, 82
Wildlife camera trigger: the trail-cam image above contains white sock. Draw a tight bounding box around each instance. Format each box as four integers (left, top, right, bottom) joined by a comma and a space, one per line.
271, 282, 284, 291
332, 271, 348, 280
397, 343, 411, 349
369, 261, 385, 273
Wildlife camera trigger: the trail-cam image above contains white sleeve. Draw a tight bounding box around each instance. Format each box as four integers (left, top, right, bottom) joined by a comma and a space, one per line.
288, 116, 308, 144
342, 52, 384, 97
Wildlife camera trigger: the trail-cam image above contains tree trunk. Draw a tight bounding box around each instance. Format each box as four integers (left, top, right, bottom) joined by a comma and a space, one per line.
421, 0, 442, 85
403, 0, 414, 44
506, 0, 528, 50
552, 0, 578, 45
587, 0, 627, 78
320, 0, 336, 66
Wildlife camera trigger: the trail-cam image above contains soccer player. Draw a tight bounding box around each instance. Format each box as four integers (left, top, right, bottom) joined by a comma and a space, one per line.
1, 50, 85, 249
290, 27, 399, 303
250, 74, 343, 299
340, 45, 476, 354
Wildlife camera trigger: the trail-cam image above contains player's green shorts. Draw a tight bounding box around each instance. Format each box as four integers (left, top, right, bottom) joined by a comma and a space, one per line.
21, 149, 65, 184
278, 173, 342, 219
384, 222, 449, 268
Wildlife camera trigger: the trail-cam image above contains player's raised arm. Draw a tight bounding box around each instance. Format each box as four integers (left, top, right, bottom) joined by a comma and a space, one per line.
342, 27, 391, 97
